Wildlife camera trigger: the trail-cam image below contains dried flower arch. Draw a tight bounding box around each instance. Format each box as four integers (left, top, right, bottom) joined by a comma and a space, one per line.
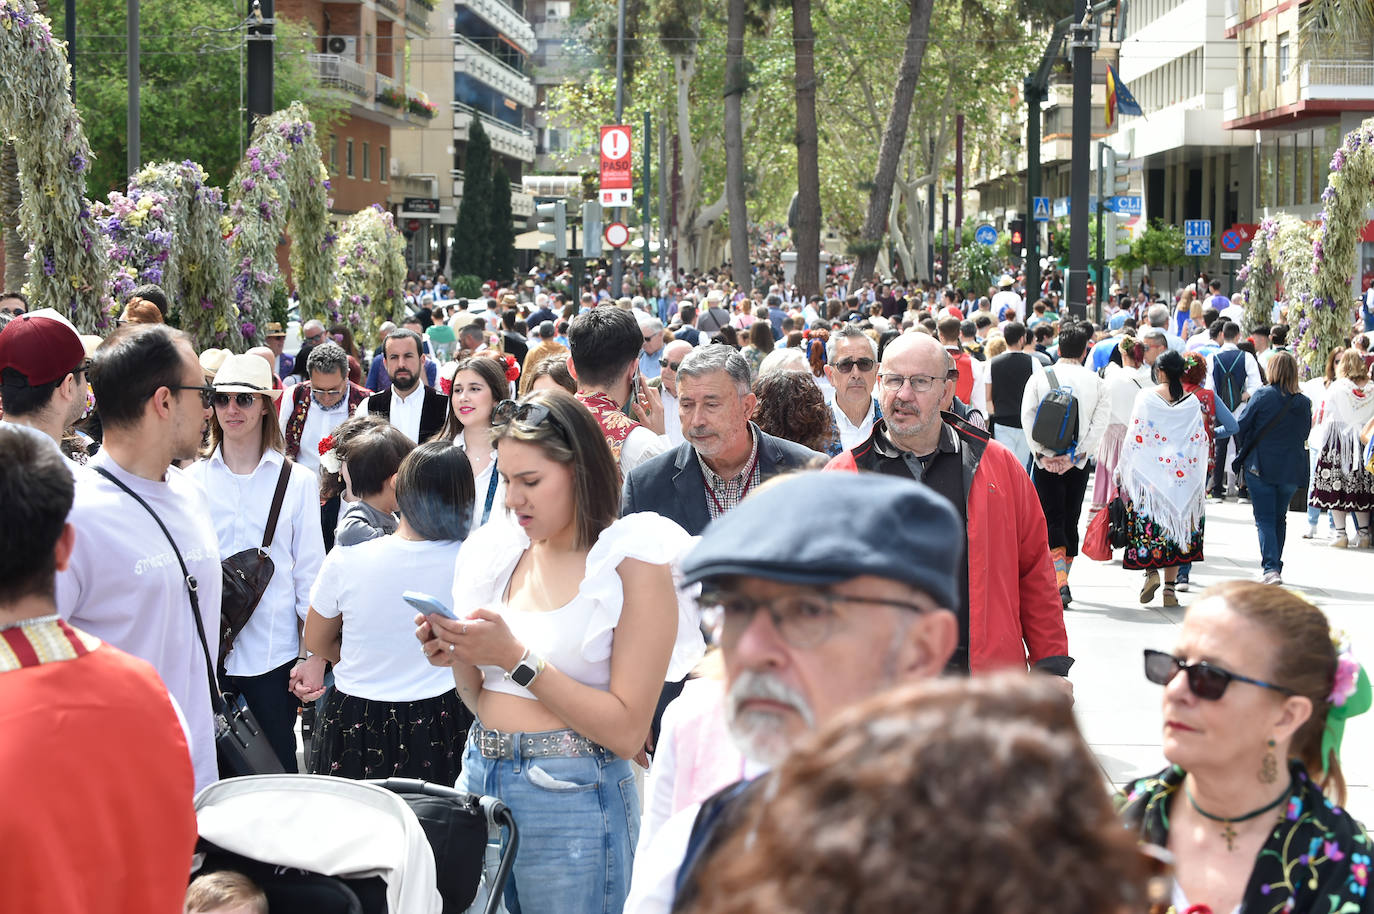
1307, 119, 1374, 378
1238, 214, 1314, 335
226, 102, 337, 346
335, 204, 406, 344
0, 0, 110, 328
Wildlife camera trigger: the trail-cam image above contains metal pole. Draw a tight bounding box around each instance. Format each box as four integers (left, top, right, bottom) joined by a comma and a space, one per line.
1095, 141, 1105, 326
127, 0, 139, 179
926, 139, 935, 282
1024, 77, 1041, 302
246, 0, 276, 128
610, 0, 626, 297
1066, 0, 1093, 320
65, 0, 76, 101
642, 110, 651, 289
658, 119, 668, 292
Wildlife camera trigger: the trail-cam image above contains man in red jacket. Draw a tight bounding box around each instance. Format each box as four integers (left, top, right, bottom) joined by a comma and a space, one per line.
826, 332, 1071, 681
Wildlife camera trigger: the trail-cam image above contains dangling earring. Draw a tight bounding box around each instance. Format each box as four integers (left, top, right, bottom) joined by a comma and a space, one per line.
1260, 738, 1278, 784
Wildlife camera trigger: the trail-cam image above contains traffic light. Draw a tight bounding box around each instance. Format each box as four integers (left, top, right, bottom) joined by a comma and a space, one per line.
1009, 218, 1025, 249
536, 200, 567, 259
582, 201, 603, 258
1103, 211, 1133, 259
1105, 146, 1130, 194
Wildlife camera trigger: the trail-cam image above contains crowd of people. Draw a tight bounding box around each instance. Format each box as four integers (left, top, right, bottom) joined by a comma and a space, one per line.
0, 265, 1371, 914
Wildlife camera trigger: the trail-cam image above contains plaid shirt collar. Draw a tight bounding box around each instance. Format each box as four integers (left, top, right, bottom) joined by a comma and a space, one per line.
698, 424, 762, 520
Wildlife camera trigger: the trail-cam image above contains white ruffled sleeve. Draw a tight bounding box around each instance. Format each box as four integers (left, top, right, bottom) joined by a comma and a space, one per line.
450, 514, 527, 617
577, 512, 706, 682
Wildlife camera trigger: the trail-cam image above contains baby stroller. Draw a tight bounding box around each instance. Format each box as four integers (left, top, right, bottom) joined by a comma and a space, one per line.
193, 775, 518, 914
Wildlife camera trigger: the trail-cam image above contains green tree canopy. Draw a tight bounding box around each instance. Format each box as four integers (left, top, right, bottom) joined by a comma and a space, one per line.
452, 120, 493, 278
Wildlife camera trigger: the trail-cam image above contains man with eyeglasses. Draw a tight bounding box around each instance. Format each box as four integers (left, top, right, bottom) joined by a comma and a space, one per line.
0, 289, 27, 318
651, 339, 693, 445
625, 471, 963, 914
0, 308, 91, 457
828, 332, 1070, 681
823, 325, 881, 449
55, 323, 225, 792
637, 312, 666, 381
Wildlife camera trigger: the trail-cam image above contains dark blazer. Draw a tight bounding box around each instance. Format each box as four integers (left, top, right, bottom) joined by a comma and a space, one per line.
365, 385, 450, 444
621, 425, 825, 535
1236, 386, 1312, 488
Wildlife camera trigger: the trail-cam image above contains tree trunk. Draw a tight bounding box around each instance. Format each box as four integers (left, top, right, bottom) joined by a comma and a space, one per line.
723, 0, 750, 288
852, 0, 937, 285
792, 0, 820, 296
1, 141, 24, 290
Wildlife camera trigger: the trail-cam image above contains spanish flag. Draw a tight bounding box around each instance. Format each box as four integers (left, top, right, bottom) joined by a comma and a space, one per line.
1105, 65, 1143, 127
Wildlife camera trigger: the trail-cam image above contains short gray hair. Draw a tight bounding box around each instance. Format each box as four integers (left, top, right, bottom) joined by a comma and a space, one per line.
827, 325, 878, 362
678, 344, 752, 396
1141, 327, 1167, 347
306, 341, 349, 377
636, 312, 663, 334
1146, 304, 1170, 328
758, 347, 808, 376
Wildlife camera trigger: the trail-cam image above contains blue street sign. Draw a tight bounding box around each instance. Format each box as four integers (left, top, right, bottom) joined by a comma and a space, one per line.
1032, 197, 1051, 222
1184, 219, 1211, 238
974, 224, 998, 246
1109, 195, 1142, 216
1184, 237, 1211, 257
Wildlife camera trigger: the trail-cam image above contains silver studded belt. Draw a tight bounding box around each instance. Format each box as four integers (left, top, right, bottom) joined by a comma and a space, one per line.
474, 725, 603, 760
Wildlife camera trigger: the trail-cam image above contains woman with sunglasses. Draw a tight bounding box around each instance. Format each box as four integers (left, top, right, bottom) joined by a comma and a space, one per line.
438, 356, 508, 530
415, 389, 703, 914
1121, 581, 1371, 914
187, 354, 325, 772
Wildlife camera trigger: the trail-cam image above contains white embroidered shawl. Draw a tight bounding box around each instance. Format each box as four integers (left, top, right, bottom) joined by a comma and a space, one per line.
1118, 391, 1209, 546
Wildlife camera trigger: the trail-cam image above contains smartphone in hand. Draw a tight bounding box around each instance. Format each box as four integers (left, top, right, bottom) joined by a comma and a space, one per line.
403, 591, 458, 620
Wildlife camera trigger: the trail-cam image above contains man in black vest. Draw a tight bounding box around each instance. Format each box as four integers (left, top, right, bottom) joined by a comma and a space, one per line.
355, 328, 447, 444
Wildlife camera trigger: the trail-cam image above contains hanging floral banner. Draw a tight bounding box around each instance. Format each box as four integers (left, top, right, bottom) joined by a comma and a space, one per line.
226, 102, 338, 347
1308, 119, 1374, 378
128, 161, 236, 351
336, 204, 406, 344
0, 0, 110, 329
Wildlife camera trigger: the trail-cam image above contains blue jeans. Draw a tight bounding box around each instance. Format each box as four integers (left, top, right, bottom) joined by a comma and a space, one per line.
992, 423, 1032, 473
1246, 471, 1298, 574
456, 725, 639, 914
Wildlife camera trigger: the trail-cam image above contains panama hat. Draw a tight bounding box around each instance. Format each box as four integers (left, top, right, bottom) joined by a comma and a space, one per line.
212, 353, 282, 400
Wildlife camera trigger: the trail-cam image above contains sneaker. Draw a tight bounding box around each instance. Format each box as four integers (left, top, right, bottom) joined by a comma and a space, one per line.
1208, 490, 1226, 501
1262, 571, 1283, 585
1175, 579, 1191, 592
1236, 488, 1250, 502
1302, 526, 1317, 540
1332, 534, 1350, 549
1358, 531, 1372, 549
1140, 570, 1160, 604
1060, 585, 1073, 609
1162, 584, 1179, 608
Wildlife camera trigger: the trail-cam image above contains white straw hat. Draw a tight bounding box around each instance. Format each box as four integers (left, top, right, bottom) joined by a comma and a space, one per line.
212, 353, 282, 400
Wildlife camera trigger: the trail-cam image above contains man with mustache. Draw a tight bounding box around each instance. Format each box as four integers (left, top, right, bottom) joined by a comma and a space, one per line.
829, 332, 1070, 679
355, 328, 447, 444
625, 471, 962, 914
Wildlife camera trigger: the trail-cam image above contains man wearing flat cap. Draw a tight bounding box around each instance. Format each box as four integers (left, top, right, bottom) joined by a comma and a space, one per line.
626, 471, 962, 914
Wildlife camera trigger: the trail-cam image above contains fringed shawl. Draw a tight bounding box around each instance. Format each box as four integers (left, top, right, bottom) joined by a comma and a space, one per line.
1118, 391, 1209, 546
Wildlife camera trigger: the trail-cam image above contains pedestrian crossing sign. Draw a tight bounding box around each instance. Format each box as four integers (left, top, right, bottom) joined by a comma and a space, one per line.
1033, 197, 1051, 222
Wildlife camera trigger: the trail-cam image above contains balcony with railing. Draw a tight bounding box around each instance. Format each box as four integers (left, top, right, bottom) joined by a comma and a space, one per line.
406, 0, 432, 30
458, 0, 537, 55
376, 0, 400, 17
308, 53, 369, 98
511, 187, 534, 218
454, 34, 536, 108
453, 102, 536, 162
1300, 60, 1374, 100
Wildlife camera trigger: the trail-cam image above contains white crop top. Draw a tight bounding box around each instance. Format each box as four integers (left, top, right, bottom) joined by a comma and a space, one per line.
450, 512, 706, 700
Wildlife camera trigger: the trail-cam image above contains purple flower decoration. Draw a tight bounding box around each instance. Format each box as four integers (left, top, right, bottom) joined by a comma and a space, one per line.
1326, 840, 1347, 862
241, 321, 257, 339
70, 152, 89, 174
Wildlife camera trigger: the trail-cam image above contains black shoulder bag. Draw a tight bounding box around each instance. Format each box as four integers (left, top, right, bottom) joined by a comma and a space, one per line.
1231, 394, 1294, 476
93, 467, 284, 777
220, 458, 293, 670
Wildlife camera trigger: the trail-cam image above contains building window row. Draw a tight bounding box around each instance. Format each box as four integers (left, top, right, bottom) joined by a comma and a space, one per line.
1130, 0, 1185, 31
1124, 47, 1203, 117
1256, 124, 1341, 210
1243, 32, 1292, 94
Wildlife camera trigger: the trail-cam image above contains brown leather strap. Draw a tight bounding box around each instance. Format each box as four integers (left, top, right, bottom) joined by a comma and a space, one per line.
260, 457, 293, 551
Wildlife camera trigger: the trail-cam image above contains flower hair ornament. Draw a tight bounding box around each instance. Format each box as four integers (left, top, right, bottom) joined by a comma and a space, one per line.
1321, 631, 1371, 776
502, 353, 520, 383
318, 434, 342, 474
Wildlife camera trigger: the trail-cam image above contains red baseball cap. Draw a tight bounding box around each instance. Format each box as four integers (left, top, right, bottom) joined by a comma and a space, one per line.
0, 308, 87, 385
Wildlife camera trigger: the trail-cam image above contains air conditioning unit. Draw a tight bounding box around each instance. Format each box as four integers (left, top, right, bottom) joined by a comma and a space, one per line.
546, 1, 570, 18
325, 35, 358, 58
390, 158, 401, 177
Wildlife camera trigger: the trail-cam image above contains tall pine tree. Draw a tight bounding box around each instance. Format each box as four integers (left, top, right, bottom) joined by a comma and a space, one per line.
488, 167, 516, 284
451, 120, 493, 278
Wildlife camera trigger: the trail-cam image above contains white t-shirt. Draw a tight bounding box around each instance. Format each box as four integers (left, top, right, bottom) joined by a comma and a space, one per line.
187, 448, 325, 677
309, 535, 462, 702
56, 451, 224, 792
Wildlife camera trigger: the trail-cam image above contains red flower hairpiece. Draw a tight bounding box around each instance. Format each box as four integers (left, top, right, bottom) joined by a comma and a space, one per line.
503, 354, 520, 383
317, 434, 336, 457
440, 376, 453, 397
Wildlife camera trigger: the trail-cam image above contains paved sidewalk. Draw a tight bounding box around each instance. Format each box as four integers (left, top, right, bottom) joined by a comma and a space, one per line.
1066, 496, 1374, 821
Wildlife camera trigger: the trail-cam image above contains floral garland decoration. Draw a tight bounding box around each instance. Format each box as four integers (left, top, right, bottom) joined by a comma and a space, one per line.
1308, 120, 1374, 379
226, 102, 338, 347
0, 0, 110, 329
128, 161, 235, 351
1238, 218, 1279, 332
91, 187, 174, 328
335, 203, 406, 343
318, 433, 342, 474
1239, 215, 1315, 335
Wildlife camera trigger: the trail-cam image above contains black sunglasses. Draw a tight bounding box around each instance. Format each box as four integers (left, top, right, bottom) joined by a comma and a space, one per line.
833, 357, 876, 374
659, 358, 683, 371
169, 384, 216, 409
212, 392, 261, 409
1143, 649, 1295, 701
493, 398, 569, 443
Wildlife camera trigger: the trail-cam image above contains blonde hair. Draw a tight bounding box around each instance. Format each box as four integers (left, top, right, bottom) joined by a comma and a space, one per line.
185, 871, 267, 914
1338, 349, 1369, 384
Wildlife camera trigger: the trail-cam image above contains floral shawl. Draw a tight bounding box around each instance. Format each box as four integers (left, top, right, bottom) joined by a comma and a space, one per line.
1312, 379, 1374, 474
1118, 391, 1209, 547
1118, 763, 1372, 914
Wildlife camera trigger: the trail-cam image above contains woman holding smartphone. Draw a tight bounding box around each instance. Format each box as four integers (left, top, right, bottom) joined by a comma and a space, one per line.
416, 389, 703, 914
300, 440, 475, 780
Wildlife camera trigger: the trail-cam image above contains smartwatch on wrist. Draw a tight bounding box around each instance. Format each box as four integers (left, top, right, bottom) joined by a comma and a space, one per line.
505, 649, 545, 688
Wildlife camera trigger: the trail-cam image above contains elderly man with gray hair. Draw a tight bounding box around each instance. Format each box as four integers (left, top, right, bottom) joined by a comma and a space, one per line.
637, 311, 666, 380
623, 344, 823, 537
1145, 303, 1185, 352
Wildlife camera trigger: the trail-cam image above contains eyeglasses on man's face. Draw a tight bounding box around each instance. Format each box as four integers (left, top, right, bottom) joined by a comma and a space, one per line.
700, 589, 934, 650
169, 384, 216, 409
305, 330, 326, 345
878, 372, 943, 393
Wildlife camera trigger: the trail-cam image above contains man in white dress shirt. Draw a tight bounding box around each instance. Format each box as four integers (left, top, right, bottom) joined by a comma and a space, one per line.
355, 329, 448, 445
655, 339, 692, 446
824, 325, 881, 449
